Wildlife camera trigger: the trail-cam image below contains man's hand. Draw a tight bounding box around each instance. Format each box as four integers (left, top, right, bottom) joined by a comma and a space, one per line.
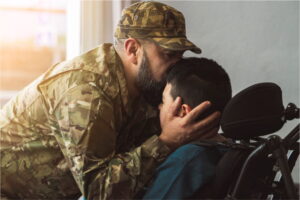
159, 97, 221, 150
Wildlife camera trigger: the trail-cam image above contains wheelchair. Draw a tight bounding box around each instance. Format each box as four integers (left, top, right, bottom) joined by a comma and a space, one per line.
195, 82, 299, 200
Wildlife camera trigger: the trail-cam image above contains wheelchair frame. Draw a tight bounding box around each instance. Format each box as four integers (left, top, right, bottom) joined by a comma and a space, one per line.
225, 103, 299, 200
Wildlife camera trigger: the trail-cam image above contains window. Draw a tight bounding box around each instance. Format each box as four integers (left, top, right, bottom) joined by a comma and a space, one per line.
0, 0, 67, 106
0, 0, 136, 107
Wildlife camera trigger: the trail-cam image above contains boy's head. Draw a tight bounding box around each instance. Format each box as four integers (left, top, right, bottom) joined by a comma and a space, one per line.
159, 57, 231, 125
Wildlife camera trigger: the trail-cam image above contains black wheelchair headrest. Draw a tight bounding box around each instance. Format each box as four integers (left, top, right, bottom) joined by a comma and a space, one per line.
220, 82, 285, 139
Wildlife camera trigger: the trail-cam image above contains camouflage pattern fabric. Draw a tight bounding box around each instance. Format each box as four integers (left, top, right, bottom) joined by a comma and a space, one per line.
0, 43, 171, 199
114, 1, 201, 54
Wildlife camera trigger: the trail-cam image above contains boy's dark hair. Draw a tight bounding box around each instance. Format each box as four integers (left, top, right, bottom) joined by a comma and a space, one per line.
167, 57, 232, 119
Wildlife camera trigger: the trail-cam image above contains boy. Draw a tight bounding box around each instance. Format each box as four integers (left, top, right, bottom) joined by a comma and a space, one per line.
143, 57, 232, 199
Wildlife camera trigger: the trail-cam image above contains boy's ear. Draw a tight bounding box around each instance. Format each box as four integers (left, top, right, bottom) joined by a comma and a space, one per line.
178, 104, 192, 117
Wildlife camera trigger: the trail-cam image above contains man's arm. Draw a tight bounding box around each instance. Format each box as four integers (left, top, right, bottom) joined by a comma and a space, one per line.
50, 83, 171, 199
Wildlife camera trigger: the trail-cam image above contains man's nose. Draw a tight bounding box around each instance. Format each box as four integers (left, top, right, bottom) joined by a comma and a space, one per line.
171, 52, 184, 64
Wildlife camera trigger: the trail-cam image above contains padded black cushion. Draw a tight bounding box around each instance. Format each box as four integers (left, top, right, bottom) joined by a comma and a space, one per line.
220, 82, 285, 139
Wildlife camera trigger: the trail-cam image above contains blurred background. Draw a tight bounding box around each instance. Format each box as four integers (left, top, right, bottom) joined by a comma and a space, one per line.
0, 0, 66, 101
0, 0, 136, 105
0, 0, 299, 182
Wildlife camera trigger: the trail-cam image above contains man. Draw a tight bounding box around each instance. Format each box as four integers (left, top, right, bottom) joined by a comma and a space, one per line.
0, 2, 220, 199
143, 57, 231, 199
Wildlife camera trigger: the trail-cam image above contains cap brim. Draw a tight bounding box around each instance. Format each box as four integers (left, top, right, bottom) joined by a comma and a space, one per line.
151, 37, 201, 54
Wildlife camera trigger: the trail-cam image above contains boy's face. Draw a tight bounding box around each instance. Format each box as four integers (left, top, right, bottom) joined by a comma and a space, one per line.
159, 83, 175, 127
159, 83, 192, 127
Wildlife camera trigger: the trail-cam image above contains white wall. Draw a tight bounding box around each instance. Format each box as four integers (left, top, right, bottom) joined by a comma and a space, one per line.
163, 0, 299, 182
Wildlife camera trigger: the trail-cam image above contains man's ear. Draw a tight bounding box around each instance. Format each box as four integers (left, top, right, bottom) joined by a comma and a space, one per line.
178, 104, 192, 117
124, 38, 142, 65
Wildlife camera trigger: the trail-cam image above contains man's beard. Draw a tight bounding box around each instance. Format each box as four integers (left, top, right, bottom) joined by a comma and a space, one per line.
136, 51, 166, 107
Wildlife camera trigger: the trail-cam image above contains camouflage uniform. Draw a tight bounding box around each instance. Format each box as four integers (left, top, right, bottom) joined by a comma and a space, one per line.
1, 1, 201, 199
0, 44, 170, 199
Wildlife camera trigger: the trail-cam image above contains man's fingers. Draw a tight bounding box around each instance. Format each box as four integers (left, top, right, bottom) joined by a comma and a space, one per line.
184, 101, 211, 124
169, 96, 182, 116
193, 111, 221, 132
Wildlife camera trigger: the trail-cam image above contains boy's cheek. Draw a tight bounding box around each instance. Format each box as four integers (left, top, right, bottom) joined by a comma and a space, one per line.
159, 109, 164, 122
159, 109, 167, 127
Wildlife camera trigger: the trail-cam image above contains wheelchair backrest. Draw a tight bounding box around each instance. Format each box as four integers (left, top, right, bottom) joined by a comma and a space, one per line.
220, 82, 285, 139
210, 82, 299, 199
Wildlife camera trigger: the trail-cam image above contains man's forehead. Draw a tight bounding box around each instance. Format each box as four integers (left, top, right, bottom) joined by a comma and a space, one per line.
162, 48, 183, 53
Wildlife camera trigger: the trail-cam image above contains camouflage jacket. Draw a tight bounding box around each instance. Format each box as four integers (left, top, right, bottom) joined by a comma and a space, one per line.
0, 44, 171, 199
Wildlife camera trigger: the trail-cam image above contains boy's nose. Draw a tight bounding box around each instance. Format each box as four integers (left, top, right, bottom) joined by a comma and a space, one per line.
158, 103, 162, 110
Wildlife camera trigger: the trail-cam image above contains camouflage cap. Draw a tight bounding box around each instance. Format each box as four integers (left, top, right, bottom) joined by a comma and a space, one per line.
114, 1, 201, 54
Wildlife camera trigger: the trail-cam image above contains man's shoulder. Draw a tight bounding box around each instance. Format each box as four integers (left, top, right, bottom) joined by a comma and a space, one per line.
37, 43, 124, 112
38, 43, 121, 90
43, 43, 116, 77
76, 43, 118, 74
